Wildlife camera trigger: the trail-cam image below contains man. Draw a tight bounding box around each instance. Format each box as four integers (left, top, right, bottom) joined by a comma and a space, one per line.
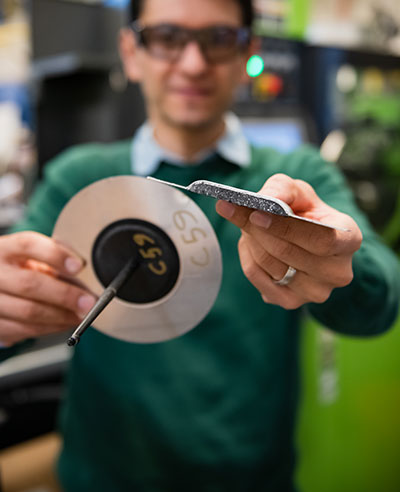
0, 0, 399, 490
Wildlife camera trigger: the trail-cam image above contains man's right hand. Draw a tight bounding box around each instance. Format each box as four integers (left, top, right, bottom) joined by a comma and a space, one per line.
0, 231, 97, 347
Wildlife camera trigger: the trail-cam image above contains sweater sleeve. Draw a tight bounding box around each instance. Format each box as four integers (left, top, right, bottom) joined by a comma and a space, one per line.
291, 146, 400, 336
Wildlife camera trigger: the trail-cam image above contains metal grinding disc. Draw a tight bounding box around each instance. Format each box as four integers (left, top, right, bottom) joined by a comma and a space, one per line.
52, 176, 222, 343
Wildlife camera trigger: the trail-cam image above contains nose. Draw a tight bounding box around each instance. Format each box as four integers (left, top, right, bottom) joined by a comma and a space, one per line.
176, 41, 209, 75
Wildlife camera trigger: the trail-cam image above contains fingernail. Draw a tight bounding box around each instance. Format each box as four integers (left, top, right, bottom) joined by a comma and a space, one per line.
262, 295, 269, 303
250, 212, 272, 229
216, 200, 235, 219
65, 257, 83, 274
77, 295, 96, 316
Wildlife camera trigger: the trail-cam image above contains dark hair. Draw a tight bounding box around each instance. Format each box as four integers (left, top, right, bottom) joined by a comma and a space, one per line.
129, 0, 254, 28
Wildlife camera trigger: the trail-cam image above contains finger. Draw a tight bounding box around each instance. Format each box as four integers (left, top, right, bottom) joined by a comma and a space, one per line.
248, 211, 361, 257
1, 232, 85, 276
242, 233, 333, 300
240, 233, 290, 282
238, 237, 308, 310
252, 175, 361, 254
0, 318, 73, 347
215, 175, 316, 228
242, 228, 354, 287
0, 265, 97, 318
217, 195, 360, 258
218, 195, 350, 280
239, 238, 335, 306
23, 259, 57, 276
216, 200, 252, 229
0, 292, 82, 326
216, 175, 361, 257
258, 174, 316, 212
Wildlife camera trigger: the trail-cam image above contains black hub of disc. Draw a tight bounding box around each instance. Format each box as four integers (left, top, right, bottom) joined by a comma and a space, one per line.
92, 219, 180, 304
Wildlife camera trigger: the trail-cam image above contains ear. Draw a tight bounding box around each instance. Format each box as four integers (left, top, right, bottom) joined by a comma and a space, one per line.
240, 36, 261, 84
118, 27, 143, 82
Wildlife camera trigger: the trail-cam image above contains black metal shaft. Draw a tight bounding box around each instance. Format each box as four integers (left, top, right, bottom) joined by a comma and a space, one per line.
67, 256, 139, 347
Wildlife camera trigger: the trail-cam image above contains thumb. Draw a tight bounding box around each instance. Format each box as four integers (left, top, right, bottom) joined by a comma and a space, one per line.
259, 174, 319, 214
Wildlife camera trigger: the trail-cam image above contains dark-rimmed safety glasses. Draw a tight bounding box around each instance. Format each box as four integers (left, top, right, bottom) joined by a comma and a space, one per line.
130, 22, 251, 63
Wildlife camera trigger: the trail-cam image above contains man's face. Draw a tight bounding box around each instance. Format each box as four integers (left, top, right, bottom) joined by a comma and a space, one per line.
122, 0, 250, 131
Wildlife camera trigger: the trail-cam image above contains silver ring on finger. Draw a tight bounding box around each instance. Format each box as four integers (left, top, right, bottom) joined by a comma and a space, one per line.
274, 266, 297, 286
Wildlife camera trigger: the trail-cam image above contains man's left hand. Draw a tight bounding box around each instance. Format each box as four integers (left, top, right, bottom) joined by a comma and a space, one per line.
215, 174, 362, 309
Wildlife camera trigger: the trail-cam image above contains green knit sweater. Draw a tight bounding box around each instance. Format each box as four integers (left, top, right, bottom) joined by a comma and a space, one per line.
9, 141, 400, 492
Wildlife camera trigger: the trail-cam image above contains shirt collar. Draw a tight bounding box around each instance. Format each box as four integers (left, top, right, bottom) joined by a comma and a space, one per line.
131, 112, 251, 176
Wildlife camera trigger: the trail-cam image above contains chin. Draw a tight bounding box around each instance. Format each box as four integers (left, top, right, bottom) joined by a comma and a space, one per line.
165, 111, 222, 131
160, 98, 226, 130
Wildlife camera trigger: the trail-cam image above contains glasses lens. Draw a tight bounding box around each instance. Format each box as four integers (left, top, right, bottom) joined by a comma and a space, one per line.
141, 25, 187, 61
199, 26, 249, 63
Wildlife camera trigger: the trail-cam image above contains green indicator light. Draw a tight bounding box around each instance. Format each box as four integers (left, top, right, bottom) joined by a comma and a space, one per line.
247, 55, 264, 78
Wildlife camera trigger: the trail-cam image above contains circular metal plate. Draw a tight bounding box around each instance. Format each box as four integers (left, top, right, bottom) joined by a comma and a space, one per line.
53, 176, 222, 343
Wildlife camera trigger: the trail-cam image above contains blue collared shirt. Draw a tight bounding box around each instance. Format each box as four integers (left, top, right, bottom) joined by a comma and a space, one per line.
131, 112, 251, 176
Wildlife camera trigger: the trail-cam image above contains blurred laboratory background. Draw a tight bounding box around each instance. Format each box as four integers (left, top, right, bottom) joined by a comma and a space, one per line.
0, 0, 400, 491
